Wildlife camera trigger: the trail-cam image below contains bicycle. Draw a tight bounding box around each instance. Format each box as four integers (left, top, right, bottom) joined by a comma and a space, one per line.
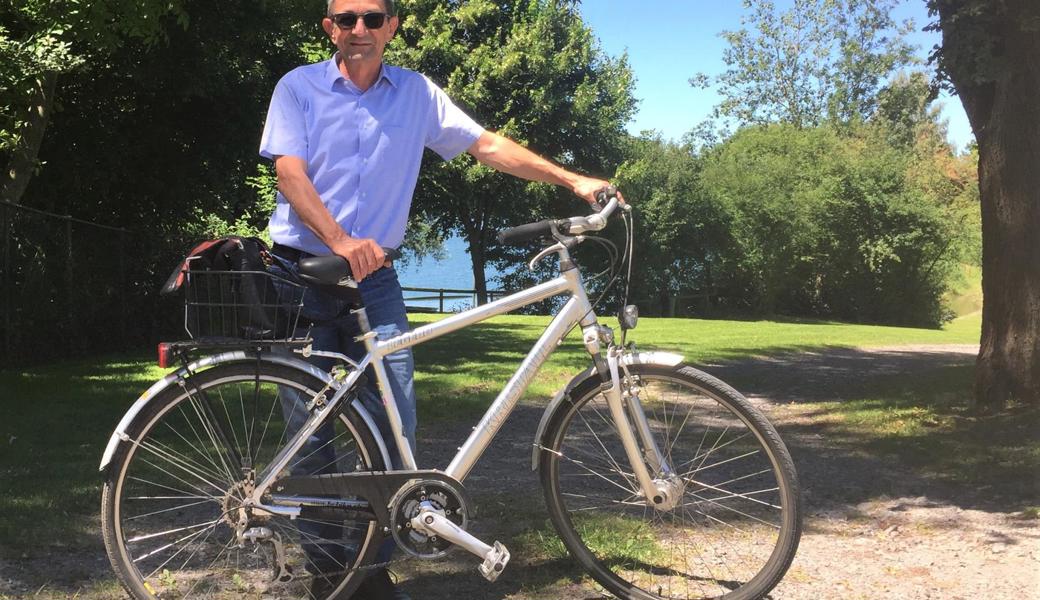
99, 191, 802, 600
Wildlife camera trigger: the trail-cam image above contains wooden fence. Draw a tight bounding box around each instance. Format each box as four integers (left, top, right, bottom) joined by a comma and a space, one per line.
401, 286, 508, 313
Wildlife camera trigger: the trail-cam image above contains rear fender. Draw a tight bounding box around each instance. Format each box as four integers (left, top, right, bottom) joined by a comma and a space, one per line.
98, 351, 390, 473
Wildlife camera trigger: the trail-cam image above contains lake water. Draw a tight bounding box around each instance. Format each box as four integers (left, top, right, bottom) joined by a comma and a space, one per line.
395, 235, 503, 311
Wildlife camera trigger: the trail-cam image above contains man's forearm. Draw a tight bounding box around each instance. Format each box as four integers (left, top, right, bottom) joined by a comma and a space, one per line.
273, 155, 385, 279
467, 131, 619, 205
468, 131, 579, 189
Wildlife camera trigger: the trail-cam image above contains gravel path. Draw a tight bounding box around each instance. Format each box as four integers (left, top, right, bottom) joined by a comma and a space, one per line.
3, 344, 1037, 599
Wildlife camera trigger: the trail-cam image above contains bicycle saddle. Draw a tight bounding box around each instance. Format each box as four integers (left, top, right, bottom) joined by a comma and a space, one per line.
297, 256, 356, 287
297, 248, 402, 287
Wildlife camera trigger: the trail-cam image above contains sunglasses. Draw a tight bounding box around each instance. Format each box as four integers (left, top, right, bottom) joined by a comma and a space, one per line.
330, 11, 389, 30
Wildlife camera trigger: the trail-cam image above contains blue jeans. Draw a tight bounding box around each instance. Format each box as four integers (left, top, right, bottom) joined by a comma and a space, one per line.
272, 259, 416, 570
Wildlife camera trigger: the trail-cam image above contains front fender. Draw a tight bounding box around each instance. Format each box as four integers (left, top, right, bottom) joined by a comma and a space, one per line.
530, 351, 684, 470
98, 351, 391, 474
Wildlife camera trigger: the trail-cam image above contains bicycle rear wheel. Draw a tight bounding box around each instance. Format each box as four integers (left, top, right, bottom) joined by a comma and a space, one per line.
101, 361, 386, 600
540, 363, 801, 600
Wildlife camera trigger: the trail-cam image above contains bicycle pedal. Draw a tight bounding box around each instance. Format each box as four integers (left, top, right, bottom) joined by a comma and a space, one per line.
477, 541, 510, 582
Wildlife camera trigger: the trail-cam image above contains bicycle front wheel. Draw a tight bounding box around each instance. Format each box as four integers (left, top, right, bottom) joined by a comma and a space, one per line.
101, 361, 386, 600
540, 363, 801, 600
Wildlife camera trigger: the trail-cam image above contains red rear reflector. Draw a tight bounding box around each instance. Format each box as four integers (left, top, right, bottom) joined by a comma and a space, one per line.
158, 343, 173, 368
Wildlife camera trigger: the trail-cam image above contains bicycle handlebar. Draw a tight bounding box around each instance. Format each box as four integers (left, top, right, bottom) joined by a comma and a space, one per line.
497, 187, 623, 246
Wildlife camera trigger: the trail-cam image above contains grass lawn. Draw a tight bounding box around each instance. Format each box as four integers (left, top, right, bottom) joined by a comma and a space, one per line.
409, 312, 981, 418
4, 310, 1024, 594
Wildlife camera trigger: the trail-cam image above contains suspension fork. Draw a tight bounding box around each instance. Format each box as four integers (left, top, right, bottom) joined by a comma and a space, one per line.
601, 347, 676, 508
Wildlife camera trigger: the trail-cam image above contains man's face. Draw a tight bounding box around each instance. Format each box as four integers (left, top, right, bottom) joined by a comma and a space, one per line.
323, 0, 398, 64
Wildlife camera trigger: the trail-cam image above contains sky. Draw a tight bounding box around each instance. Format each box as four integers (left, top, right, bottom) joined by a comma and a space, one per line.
576, 0, 974, 152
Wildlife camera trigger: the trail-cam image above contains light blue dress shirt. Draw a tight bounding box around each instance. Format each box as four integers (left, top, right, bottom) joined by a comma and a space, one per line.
260, 56, 485, 253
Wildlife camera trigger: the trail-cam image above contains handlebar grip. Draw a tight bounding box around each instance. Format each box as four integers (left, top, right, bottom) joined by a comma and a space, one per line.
497, 219, 557, 246
594, 185, 618, 210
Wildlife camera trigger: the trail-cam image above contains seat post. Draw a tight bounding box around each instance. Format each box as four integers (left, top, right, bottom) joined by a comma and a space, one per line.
353, 305, 372, 334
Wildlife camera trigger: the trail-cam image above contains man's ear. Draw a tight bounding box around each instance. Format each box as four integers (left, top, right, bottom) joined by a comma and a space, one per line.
321, 17, 336, 39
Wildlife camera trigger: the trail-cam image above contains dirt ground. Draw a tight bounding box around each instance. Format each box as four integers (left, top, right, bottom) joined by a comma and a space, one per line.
393, 344, 1039, 600
2, 344, 1037, 599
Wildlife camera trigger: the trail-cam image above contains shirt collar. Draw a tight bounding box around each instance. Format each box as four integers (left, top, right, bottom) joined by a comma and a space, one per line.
325, 54, 398, 90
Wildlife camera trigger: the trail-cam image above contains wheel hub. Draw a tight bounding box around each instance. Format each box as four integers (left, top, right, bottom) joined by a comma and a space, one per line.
652, 475, 685, 512
222, 479, 267, 530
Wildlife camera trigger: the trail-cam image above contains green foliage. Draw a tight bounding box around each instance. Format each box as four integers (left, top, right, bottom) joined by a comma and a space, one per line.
23, 1, 319, 227
612, 136, 732, 316
693, 0, 917, 129
383, 0, 636, 296
0, 0, 186, 155
186, 164, 279, 242
697, 121, 977, 326
6, 1, 323, 363
612, 102, 979, 326
924, 0, 1016, 93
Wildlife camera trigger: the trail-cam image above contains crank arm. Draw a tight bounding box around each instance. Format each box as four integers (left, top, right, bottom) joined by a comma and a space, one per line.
411, 507, 510, 582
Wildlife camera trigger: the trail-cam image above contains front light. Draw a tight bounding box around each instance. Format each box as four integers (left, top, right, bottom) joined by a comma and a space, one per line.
620, 304, 638, 330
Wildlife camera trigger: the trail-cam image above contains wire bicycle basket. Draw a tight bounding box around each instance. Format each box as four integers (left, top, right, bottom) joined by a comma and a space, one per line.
181, 261, 307, 343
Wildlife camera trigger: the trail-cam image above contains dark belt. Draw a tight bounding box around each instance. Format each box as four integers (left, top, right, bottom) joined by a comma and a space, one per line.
272, 243, 393, 268
271, 242, 309, 263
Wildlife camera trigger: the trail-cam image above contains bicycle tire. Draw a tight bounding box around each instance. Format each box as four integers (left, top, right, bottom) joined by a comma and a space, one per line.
539, 363, 801, 600
101, 361, 386, 600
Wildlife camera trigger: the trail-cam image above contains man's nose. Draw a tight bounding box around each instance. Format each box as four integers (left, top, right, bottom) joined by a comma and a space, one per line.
352, 18, 368, 35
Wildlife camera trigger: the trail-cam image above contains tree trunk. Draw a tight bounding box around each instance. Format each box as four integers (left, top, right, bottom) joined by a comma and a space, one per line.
937, 0, 1040, 412
0, 71, 57, 206
466, 228, 489, 306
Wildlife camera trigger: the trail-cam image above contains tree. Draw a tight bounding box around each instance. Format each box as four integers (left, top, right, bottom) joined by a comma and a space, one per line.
385, 0, 635, 303
692, 0, 916, 129
611, 135, 732, 317
927, 0, 1040, 412
696, 121, 973, 326
0, 0, 186, 208
10, 1, 321, 360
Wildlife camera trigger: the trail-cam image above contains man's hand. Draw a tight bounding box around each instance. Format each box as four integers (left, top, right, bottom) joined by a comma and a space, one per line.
330, 236, 385, 282
570, 176, 625, 208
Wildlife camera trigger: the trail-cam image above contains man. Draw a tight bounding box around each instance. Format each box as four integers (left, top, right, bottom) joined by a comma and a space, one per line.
259, 0, 620, 597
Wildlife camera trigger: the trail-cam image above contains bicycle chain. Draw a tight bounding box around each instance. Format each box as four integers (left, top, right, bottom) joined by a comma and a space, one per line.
289, 555, 398, 584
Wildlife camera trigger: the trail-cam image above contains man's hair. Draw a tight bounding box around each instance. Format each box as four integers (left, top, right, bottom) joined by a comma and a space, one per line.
326, 0, 396, 16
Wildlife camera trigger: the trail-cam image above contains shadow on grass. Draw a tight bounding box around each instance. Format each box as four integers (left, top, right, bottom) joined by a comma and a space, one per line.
398, 558, 594, 600
0, 356, 161, 558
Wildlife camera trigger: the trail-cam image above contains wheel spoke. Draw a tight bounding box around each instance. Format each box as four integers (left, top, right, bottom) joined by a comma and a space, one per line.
546, 367, 800, 600
106, 365, 386, 599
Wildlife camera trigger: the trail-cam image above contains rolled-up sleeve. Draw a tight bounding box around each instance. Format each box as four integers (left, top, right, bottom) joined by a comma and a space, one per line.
424, 79, 485, 160
260, 74, 308, 160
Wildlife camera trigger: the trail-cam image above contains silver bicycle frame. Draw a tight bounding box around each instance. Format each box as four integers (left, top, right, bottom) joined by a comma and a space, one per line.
251, 241, 672, 508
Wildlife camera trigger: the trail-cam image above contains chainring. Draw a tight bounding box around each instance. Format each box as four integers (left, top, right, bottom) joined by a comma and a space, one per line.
388, 479, 471, 559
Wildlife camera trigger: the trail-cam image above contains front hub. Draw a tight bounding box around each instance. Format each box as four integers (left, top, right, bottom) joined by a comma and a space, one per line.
652, 475, 685, 512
